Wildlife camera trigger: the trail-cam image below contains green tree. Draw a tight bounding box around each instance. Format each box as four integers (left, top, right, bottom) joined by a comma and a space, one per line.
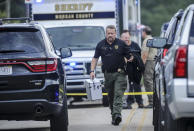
0, 0, 25, 18
0, 0, 6, 12
0, 10, 6, 18
11, 0, 25, 18
0, 0, 6, 18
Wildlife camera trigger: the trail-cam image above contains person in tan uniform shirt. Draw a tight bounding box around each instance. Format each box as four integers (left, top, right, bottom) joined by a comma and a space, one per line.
141, 26, 157, 108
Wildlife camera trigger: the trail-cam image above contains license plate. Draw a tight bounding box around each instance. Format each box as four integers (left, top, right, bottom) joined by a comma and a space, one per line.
0, 66, 12, 75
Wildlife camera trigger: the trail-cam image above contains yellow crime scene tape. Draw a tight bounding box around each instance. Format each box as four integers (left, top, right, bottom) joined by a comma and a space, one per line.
66, 92, 153, 96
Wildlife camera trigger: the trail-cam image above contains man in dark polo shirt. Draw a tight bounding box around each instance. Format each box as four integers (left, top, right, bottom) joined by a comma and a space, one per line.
90, 25, 131, 126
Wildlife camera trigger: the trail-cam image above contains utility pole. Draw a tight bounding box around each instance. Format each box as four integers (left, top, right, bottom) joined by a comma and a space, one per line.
137, 0, 142, 47
26, 3, 30, 18
25, 0, 32, 18
122, 0, 128, 30
6, 0, 11, 18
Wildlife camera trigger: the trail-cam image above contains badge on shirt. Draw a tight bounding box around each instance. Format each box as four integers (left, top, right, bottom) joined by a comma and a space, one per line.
101, 46, 107, 50
114, 45, 119, 50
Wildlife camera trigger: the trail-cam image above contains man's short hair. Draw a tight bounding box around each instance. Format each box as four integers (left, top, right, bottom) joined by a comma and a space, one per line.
121, 30, 131, 35
106, 25, 116, 31
143, 26, 152, 35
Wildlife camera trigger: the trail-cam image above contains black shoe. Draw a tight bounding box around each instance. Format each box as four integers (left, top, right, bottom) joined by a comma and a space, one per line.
138, 104, 144, 108
112, 114, 122, 126
144, 104, 153, 108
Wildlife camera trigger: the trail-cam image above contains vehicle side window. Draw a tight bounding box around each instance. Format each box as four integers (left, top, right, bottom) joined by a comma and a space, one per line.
167, 18, 180, 44
189, 14, 194, 44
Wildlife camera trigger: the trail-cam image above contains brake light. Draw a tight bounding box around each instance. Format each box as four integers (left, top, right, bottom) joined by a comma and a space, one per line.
162, 49, 168, 58
174, 46, 187, 78
27, 59, 57, 72
0, 58, 57, 72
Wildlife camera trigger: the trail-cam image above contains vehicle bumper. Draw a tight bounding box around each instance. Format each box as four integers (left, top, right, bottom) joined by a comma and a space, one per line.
0, 79, 64, 120
0, 100, 62, 120
168, 79, 194, 119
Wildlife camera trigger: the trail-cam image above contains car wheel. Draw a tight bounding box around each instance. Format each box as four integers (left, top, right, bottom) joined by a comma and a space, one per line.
157, 103, 164, 131
50, 95, 68, 131
153, 92, 159, 131
152, 82, 158, 125
153, 78, 159, 130
102, 95, 109, 107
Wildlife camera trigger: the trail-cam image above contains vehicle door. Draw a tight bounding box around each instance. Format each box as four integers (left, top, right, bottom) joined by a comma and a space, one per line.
162, 12, 183, 107
187, 10, 194, 97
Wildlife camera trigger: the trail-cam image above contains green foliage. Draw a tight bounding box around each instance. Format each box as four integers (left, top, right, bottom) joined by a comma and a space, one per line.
141, 0, 194, 36
0, 0, 6, 12
0, 0, 25, 18
11, 0, 25, 18
0, 10, 6, 18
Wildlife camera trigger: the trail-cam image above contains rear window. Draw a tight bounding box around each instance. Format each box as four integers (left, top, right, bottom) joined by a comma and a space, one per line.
189, 15, 194, 44
0, 28, 44, 53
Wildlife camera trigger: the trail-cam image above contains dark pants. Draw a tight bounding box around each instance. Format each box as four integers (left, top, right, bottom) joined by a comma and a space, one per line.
126, 78, 143, 105
104, 71, 127, 117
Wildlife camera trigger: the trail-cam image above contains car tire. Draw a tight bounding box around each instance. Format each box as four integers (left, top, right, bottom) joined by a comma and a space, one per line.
153, 92, 159, 131
153, 78, 158, 125
102, 95, 109, 107
156, 80, 165, 131
50, 95, 68, 131
157, 103, 164, 131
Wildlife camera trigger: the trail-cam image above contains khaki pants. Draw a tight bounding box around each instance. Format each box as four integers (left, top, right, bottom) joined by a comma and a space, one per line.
143, 60, 155, 105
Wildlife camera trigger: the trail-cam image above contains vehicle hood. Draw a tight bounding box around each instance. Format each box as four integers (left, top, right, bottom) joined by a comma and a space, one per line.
72, 50, 95, 58
63, 50, 95, 62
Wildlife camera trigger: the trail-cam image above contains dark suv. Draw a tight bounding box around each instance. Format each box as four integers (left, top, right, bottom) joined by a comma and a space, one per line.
0, 18, 72, 131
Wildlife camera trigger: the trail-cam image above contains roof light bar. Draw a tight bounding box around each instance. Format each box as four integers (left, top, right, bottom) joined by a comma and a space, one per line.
35, 0, 43, 3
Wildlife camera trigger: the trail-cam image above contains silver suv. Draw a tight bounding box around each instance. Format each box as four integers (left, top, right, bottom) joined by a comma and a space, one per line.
151, 9, 183, 131
147, 4, 194, 131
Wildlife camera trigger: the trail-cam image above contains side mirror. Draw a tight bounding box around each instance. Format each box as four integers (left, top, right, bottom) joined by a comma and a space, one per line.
146, 39, 154, 47
146, 38, 167, 48
60, 48, 72, 58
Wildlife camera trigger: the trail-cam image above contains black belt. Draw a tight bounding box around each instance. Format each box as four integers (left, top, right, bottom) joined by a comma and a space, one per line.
105, 70, 117, 73
104, 68, 124, 73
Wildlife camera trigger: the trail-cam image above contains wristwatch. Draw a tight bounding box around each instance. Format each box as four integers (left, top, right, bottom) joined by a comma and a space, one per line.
90, 70, 94, 73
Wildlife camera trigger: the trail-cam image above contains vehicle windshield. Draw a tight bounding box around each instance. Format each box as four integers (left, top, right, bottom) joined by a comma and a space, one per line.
0, 28, 44, 53
46, 26, 105, 50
